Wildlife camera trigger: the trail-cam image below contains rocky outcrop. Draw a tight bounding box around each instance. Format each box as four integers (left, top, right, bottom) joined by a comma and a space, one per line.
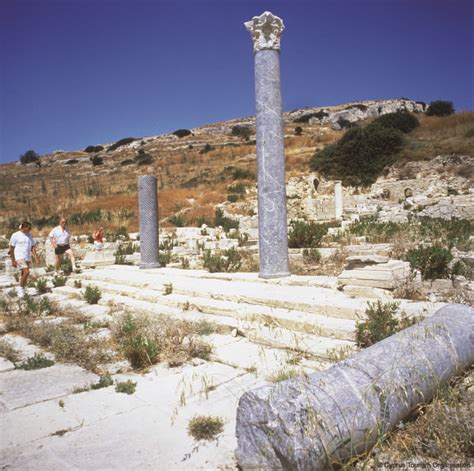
288, 99, 426, 130
235, 304, 474, 471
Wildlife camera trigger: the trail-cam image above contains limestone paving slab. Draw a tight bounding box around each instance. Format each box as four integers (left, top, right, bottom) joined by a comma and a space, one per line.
0, 363, 263, 470
0, 364, 98, 411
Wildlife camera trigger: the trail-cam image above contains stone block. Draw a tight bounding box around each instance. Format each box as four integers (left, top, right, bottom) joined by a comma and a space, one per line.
80, 251, 116, 268
337, 260, 411, 289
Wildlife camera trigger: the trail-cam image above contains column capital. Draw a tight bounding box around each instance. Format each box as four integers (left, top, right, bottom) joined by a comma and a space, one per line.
245, 11, 285, 52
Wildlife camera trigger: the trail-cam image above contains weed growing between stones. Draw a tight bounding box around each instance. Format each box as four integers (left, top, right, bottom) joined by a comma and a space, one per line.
355, 301, 421, 348
187, 415, 224, 441
83, 285, 102, 304
266, 368, 300, 383
112, 312, 213, 370
326, 345, 359, 363
15, 353, 54, 370
35, 278, 49, 294
115, 379, 137, 394
91, 374, 114, 389
73, 280, 82, 289
163, 283, 173, 295
0, 339, 21, 363
52, 274, 67, 287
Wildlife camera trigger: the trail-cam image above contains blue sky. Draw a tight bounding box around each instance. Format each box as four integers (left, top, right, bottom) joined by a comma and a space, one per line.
1, 0, 472, 164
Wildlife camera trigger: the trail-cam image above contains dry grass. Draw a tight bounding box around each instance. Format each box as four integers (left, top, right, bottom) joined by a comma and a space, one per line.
356, 370, 474, 468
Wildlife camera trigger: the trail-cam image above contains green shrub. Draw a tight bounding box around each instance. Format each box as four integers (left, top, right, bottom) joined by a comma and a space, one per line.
20, 150, 40, 165
35, 278, 49, 294
114, 226, 129, 240
91, 155, 104, 166
310, 124, 404, 186
288, 221, 330, 248
374, 111, 419, 133
355, 301, 417, 348
214, 208, 239, 232
426, 100, 455, 117
404, 246, 453, 280
223, 166, 255, 181
294, 126, 303, 135
114, 313, 161, 369
294, 111, 328, 123
84, 145, 104, 153
199, 143, 214, 154
203, 248, 242, 273
134, 150, 153, 165
66, 159, 79, 165
115, 380, 137, 394
52, 274, 67, 287
188, 415, 224, 441
227, 194, 239, 203
107, 137, 138, 152
16, 353, 54, 370
227, 183, 246, 194
168, 214, 186, 227
90, 374, 114, 390
231, 125, 252, 141
173, 129, 192, 138
83, 285, 102, 304
120, 159, 134, 166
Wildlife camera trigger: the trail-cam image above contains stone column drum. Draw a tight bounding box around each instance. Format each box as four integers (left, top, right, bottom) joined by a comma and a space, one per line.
245, 11, 290, 278
138, 175, 160, 269
334, 180, 343, 220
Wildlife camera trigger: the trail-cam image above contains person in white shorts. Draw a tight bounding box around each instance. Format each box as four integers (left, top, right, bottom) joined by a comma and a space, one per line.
49, 217, 77, 273
9, 221, 39, 298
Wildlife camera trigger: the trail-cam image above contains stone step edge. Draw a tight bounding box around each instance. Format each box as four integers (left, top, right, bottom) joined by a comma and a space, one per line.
87, 265, 338, 289
71, 272, 365, 321
49, 289, 356, 359
60, 280, 356, 340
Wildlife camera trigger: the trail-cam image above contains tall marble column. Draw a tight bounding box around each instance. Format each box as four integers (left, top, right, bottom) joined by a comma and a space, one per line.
245, 11, 289, 278
334, 180, 343, 220
138, 175, 160, 269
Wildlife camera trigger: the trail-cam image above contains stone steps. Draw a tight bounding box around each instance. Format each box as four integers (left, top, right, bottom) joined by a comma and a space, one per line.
59, 278, 356, 341
72, 266, 368, 320
51, 284, 355, 359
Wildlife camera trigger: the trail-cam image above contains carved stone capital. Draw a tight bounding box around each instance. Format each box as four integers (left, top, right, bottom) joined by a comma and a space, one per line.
245, 11, 285, 52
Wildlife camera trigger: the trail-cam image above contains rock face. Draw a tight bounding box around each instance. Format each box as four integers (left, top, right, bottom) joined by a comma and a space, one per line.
235, 304, 474, 470
288, 99, 426, 130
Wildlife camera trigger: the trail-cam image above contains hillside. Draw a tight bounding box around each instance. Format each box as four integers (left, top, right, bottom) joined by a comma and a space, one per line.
1, 98, 473, 237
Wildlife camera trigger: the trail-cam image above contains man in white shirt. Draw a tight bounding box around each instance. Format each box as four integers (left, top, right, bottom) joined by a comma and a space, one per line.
49, 217, 77, 273
9, 221, 39, 297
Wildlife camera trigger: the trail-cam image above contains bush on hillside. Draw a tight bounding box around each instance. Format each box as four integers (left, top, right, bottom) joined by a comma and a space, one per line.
294, 126, 303, 135
91, 155, 104, 166
66, 159, 79, 165
134, 149, 153, 165
294, 111, 328, 123
426, 101, 455, 117
214, 208, 239, 232
107, 137, 138, 152
309, 124, 404, 186
173, 129, 192, 138
374, 111, 419, 133
231, 125, 252, 141
84, 145, 104, 153
20, 150, 40, 165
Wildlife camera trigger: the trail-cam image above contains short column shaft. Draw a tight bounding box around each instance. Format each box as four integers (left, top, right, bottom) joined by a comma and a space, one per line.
138, 175, 160, 269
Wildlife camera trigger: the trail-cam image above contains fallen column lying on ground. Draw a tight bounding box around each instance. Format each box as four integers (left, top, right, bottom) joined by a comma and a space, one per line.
235, 304, 474, 470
